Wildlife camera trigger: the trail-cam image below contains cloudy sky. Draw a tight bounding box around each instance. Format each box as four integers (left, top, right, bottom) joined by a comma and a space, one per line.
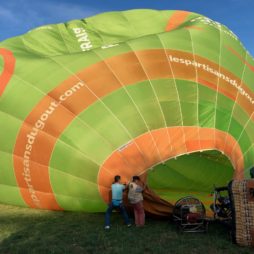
1, 0, 254, 55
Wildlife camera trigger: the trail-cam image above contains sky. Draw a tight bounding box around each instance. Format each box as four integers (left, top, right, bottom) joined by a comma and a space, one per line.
0, 0, 254, 56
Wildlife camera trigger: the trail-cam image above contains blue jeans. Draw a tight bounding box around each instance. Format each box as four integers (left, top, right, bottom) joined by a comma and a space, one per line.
105, 202, 130, 226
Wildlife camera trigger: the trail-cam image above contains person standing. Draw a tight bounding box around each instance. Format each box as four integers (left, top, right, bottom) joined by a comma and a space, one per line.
128, 176, 145, 227
104, 175, 131, 230
250, 167, 254, 178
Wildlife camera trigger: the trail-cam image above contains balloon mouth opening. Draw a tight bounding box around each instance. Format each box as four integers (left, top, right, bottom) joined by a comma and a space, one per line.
97, 127, 244, 216
144, 150, 235, 215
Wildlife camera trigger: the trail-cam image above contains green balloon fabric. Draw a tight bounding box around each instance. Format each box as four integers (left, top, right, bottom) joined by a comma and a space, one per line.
0, 9, 254, 213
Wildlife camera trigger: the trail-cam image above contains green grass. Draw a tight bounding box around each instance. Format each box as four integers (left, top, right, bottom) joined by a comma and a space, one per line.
0, 204, 252, 254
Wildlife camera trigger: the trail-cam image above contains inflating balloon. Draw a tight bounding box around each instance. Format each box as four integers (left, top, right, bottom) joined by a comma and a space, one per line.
0, 9, 254, 214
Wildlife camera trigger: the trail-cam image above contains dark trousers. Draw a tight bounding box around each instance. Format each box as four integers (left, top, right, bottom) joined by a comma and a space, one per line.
105, 202, 130, 226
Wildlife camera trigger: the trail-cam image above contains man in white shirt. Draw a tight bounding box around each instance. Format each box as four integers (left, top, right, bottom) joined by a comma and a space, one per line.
128, 176, 145, 227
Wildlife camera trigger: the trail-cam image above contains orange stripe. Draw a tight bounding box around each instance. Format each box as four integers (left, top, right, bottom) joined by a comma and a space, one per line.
13, 49, 249, 209
0, 48, 15, 96
165, 11, 191, 31
98, 127, 244, 203
198, 78, 236, 101
226, 45, 254, 72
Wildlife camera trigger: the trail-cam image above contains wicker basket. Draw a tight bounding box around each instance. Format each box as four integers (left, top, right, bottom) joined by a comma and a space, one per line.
230, 180, 254, 246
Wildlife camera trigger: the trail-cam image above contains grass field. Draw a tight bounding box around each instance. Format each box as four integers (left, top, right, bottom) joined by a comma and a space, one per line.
0, 204, 253, 254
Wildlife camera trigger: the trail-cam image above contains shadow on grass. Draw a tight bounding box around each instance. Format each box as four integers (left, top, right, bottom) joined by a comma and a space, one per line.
0, 205, 253, 254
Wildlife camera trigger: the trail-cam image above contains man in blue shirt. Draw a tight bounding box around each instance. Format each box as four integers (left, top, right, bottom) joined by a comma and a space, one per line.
104, 175, 131, 229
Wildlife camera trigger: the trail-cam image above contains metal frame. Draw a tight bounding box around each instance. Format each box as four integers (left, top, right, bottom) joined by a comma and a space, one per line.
173, 196, 208, 233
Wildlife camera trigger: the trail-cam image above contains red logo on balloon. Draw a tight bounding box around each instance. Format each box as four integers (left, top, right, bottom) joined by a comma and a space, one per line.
0, 48, 16, 96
